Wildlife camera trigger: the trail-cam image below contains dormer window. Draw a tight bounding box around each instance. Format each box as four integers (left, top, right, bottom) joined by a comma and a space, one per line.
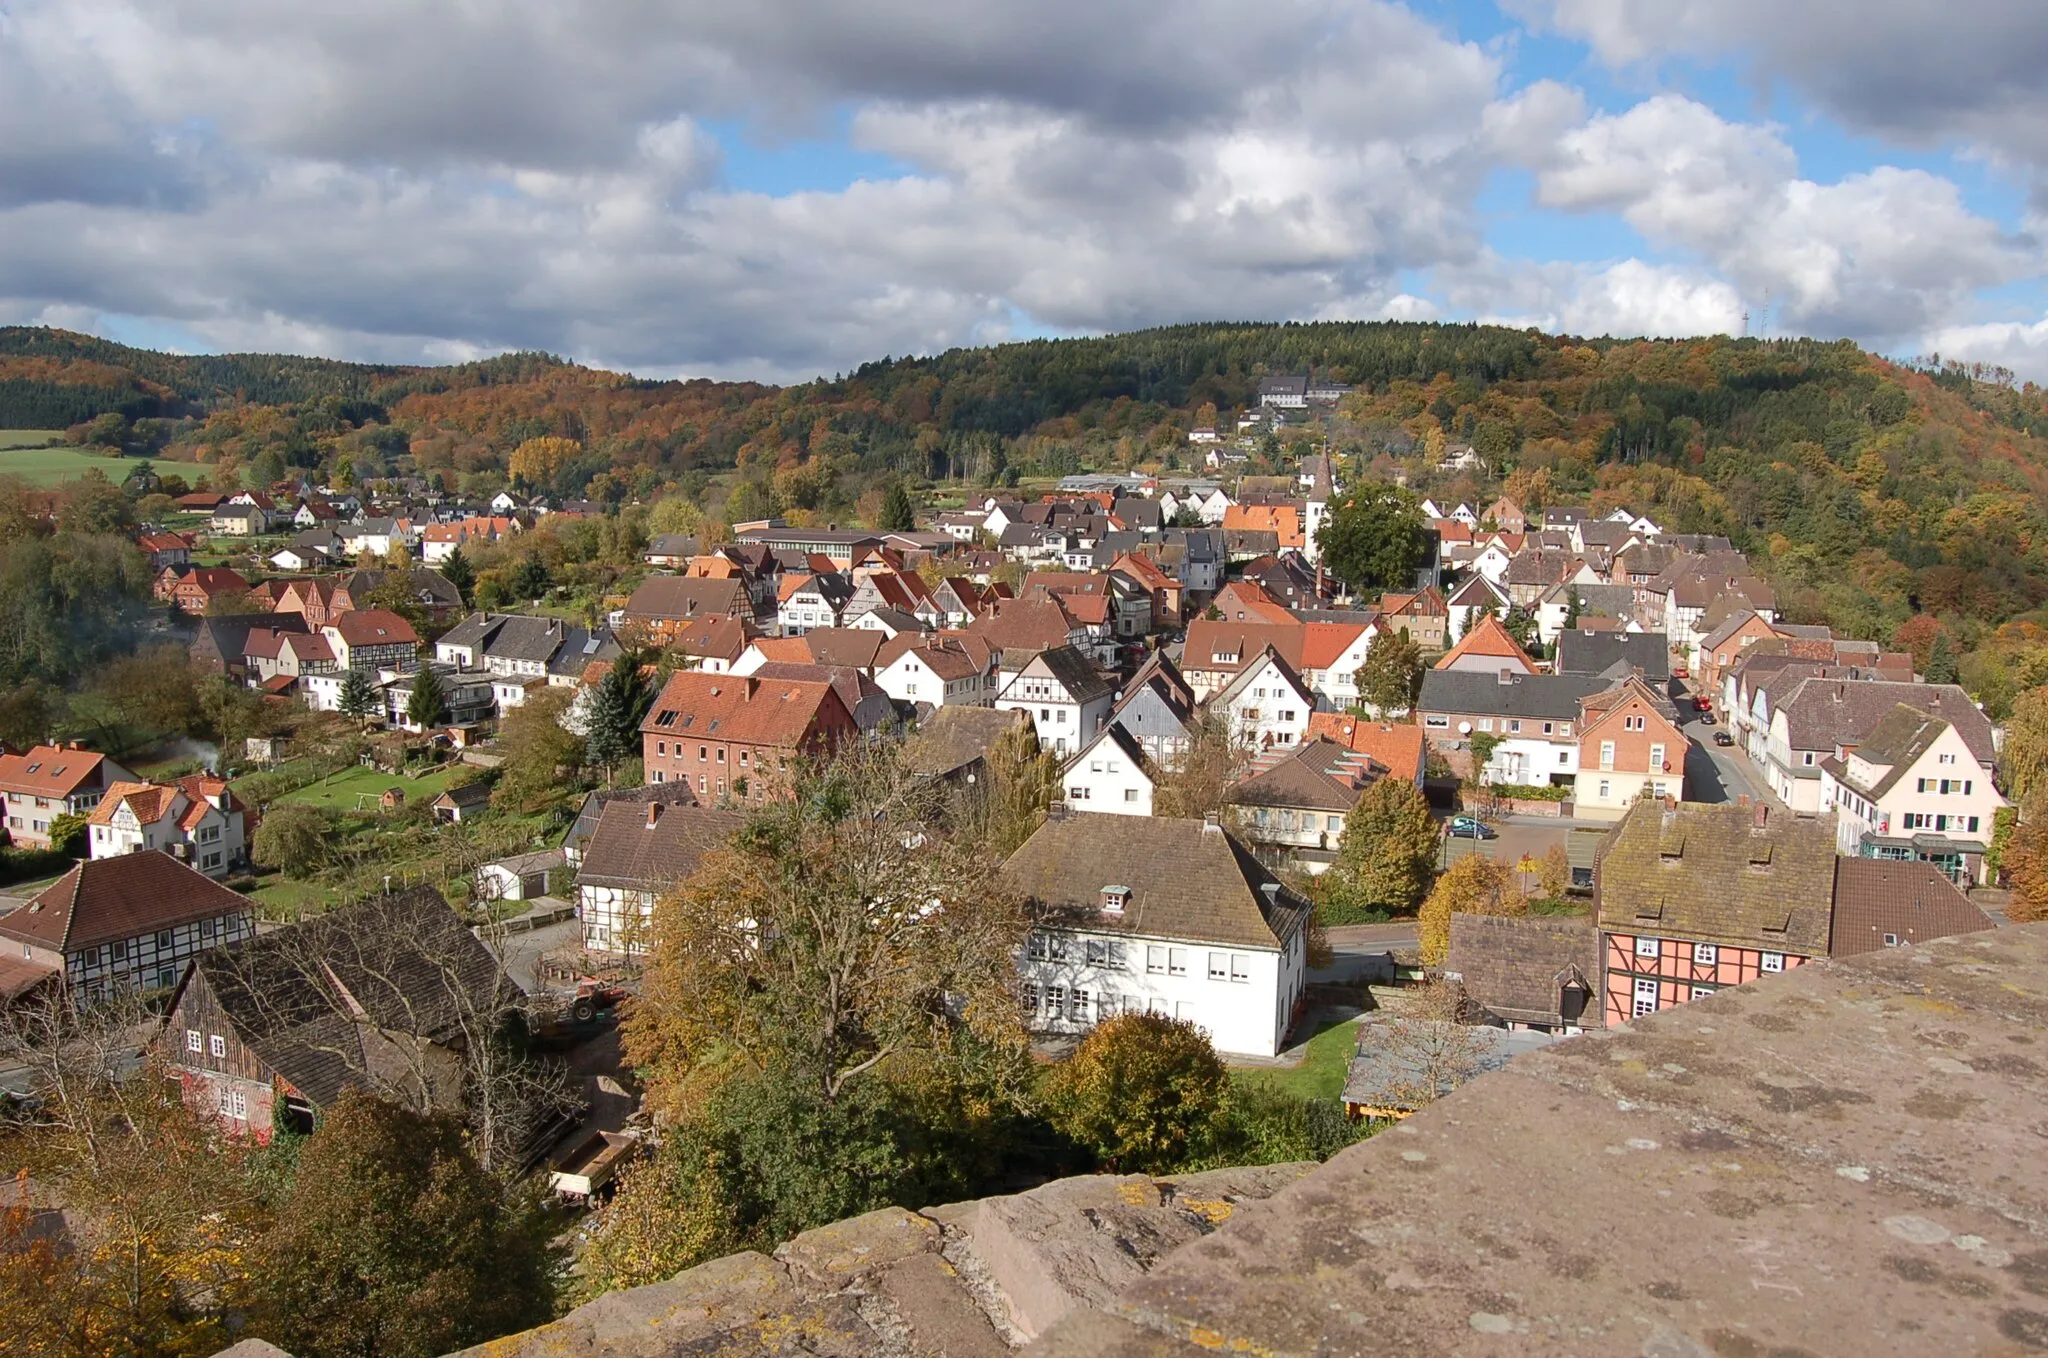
1100, 885, 1131, 913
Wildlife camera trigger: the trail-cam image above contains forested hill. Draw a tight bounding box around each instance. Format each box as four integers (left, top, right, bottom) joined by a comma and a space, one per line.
7, 320, 2048, 710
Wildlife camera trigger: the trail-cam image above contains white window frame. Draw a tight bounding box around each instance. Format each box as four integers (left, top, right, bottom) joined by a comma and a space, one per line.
1761, 952, 1785, 973
1634, 936, 1659, 958
1693, 942, 1717, 967
186, 1029, 202, 1053
1689, 986, 1716, 1002
208, 1034, 227, 1059
1632, 977, 1658, 1017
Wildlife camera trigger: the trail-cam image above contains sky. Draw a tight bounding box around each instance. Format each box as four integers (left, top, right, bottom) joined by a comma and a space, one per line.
3, 0, 2046, 385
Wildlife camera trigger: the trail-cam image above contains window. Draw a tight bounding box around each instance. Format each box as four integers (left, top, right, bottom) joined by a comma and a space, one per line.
1938, 752, 1956, 766
1802, 752, 1816, 767
1424, 715, 1449, 729
110, 940, 127, 963
1693, 943, 1717, 967
1599, 741, 1615, 770
1123, 788, 1140, 803
1689, 986, 1716, 1002
1168, 948, 1189, 977
1633, 977, 1658, 1017
1208, 952, 1229, 981
1598, 781, 1611, 799
1761, 952, 1785, 973
1635, 936, 1659, 958
698, 745, 708, 761
1625, 715, 1645, 732
230, 1091, 247, 1119
1478, 718, 1494, 732
1649, 743, 1665, 770
1883, 932, 1900, 947
1230, 954, 1250, 983
156, 930, 172, 950
217, 1087, 232, 1114
186, 1029, 202, 1053
1071, 991, 1090, 1023
1107, 941, 1126, 969
208, 1034, 226, 1059
1027, 934, 1050, 961
1044, 986, 1065, 1019
1086, 939, 1107, 965
1508, 720, 1521, 733
1146, 945, 1166, 975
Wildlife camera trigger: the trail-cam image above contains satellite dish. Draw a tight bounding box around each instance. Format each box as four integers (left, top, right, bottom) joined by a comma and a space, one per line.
1457, 721, 1473, 735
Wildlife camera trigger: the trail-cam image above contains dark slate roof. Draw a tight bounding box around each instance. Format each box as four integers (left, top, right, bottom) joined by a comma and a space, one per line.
438, 611, 575, 663
182, 888, 508, 1110
1595, 802, 1837, 955
1775, 679, 1993, 764
0, 852, 253, 953
1030, 646, 1113, 703
1829, 860, 1996, 957
1825, 704, 1953, 799
1446, 914, 1599, 1027
1002, 815, 1312, 951
1417, 670, 1609, 721
573, 801, 750, 891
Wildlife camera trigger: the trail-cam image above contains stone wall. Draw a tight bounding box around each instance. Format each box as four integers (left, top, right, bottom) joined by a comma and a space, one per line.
447, 1162, 1312, 1357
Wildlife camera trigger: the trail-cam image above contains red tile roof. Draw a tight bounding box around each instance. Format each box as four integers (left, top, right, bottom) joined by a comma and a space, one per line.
0, 851, 252, 953
0, 745, 113, 799
640, 670, 853, 751
1304, 714, 1426, 783
330, 608, 419, 647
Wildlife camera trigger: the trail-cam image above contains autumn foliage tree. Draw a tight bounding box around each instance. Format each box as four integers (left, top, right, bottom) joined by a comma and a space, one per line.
625, 737, 1027, 1116
1353, 629, 1424, 715
1046, 1012, 1231, 1173
252, 1091, 559, 1358
1324, 778, 1438, 922
1419, 852, 1522, 964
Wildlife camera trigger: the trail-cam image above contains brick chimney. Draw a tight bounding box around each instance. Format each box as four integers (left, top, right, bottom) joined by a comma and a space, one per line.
1753, 803, 1770, 830
646, 803, 663, 828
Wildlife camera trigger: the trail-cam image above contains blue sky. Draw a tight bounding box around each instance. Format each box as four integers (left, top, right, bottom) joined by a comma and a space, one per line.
2, 0, 2044, 381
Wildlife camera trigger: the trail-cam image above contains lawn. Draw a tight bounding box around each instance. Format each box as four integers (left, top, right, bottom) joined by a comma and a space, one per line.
247, 877, 334, 920
1229, 1010, 1362, 1101
269, 763, 459, 811
0, 439, 135, 485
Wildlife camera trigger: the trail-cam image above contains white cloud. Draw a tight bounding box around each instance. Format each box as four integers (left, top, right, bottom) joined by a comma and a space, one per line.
1921, 315, 2048, 382
1531, 95, 2037, 341
1509, 0, 2048, 176
0, 0, 2038, 377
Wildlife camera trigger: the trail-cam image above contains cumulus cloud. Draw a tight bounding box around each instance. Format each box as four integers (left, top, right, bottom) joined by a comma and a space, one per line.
1532, 95, 2037, 342
0, 0, 2039, 377
1509, 0, 2048, 176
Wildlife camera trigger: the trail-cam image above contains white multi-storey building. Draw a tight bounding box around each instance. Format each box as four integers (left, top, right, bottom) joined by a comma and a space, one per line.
1002, 813, 1312, 1058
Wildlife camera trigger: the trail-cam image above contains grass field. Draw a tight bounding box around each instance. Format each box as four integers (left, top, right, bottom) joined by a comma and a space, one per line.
0, 434, 134, 486
269, 763, 459, 811
1228, 1011, 1362, 1101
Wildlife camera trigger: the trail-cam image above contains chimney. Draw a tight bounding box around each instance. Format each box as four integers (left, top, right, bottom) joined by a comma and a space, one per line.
1046, 800, 1068, 821
1202, 811, 1223, 835
646, 803, 664, 828
1752, 803, 1770, 830
1736, 794, 1750, 807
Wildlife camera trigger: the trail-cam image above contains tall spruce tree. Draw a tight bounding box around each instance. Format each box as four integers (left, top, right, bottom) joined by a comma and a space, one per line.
405, 664, 447, 729
337, 665, 379, 722
585, 654, 652, 780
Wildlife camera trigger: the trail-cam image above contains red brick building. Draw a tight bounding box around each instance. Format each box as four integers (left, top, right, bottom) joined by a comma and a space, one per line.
640, 670, 858, 802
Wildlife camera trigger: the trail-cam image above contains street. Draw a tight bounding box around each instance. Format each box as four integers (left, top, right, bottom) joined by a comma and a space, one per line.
1680, 712, 1775, 805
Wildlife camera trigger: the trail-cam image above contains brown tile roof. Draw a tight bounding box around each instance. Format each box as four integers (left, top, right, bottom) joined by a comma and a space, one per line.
793, 627, 887, 672
640, 670, 853, 751
1230, 738, 1382, 813
1446, 913, 1599, 1028
0, 951, 59, 1001
966, 596, 1079, 653
905, 706, 1034, 780
875, 633, 988, 681
665, 615, 754, 663
179, 887, 505, 1110
573, 801, 750, 891
0, 851, 252, 953
1303, 714, 1425, 783
1828, 859, 1995, 957
1594, 802, 1836, 955
1827, 704, 1951, 799
0, 745, 115, 799
1002, 814, 1311, 951
330, 608, 419, 647
1180, 619, 1304, 674
622, 574, 753, 622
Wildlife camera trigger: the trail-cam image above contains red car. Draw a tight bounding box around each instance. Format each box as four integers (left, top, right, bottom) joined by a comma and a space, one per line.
1695, 695, 1713, 713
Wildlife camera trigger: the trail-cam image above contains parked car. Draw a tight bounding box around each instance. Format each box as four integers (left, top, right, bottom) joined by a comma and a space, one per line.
1672, 664, 1690, 679
1699, 712, 1717, 725
1713, 731, 1735, 747
1694, 694, 1713, 712
1448, 816, 1497, 839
